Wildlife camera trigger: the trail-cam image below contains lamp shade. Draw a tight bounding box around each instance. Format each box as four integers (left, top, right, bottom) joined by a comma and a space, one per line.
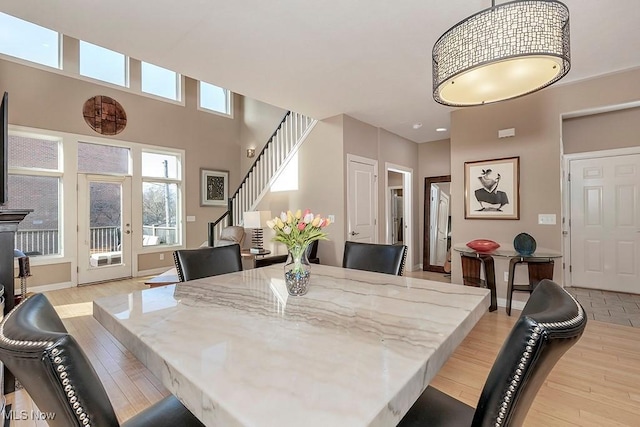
433, 0, 570, 106
243, 211, 272, 229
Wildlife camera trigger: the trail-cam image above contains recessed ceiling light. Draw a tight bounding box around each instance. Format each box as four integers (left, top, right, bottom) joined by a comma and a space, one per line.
436, 127, 447, 132
412, 123, 423, 129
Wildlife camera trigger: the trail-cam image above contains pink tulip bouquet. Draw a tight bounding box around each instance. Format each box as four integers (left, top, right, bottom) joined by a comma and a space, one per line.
266, 209, 331, 296
266, 209, 331, 249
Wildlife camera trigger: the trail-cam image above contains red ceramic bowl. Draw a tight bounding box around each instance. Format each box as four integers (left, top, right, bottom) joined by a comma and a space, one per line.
466, 239, 500, 252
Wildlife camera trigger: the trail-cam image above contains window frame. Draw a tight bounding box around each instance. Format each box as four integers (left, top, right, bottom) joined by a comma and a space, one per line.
8, 125, 187, 270
141, 61, 182, 102
7, 129, 64, 261
0, 12, 61, 70
198, 81, 234, 118
140, 149, 183, 249
78, 40, 129, 88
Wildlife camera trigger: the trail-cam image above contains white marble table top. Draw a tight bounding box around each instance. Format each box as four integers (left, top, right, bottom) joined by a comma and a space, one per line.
93, 264, 490, 427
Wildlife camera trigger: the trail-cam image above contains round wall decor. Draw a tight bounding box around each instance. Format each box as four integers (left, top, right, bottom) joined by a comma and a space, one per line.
82, 95, 127, 135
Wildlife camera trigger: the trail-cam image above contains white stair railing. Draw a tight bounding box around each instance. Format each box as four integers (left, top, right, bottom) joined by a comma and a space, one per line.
209, 111, 317, 245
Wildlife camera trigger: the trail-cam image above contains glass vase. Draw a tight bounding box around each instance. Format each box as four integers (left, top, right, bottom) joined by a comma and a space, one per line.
284, 244, 311, 296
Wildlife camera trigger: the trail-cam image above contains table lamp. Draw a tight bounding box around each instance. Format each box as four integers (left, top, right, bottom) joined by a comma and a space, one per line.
243, 210, 272, 254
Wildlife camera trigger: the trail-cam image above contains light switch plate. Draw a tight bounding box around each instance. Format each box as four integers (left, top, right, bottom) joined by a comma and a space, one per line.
186, 215, 196, 222
328, 215, 335, 223
538, 214, 556, 225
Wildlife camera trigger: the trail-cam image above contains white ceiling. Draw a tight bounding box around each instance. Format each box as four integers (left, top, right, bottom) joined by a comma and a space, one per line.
2, 0, 639, 143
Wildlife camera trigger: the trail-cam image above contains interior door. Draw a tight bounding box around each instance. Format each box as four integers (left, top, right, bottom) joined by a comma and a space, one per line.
347, 156, 377, 243
78, 174, 132, 284
569, 154, 640, 293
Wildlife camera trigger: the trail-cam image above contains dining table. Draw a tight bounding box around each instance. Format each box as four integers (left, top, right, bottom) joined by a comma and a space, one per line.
93, 264, 490, 427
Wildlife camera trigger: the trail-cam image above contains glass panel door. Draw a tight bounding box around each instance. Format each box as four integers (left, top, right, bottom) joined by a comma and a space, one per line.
77, 174, 132, 284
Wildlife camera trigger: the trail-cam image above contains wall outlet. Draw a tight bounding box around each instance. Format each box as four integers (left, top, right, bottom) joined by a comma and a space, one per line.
504, 272, 509, 282
328, 214, 335, 223
159, 253, 164, 260
186, 215, 196, 222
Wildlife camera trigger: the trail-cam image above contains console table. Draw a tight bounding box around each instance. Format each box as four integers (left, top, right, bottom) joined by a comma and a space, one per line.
454, 244, 562, 315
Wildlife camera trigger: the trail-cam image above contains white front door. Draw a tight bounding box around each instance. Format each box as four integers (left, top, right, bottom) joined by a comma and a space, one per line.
569, 154, 640, 293
347, 155, 377, 243
77, 174, 133, 284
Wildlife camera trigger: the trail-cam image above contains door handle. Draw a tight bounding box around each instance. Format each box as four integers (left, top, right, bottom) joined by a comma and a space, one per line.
125, 230, 131, 234
350, 231, 360, 236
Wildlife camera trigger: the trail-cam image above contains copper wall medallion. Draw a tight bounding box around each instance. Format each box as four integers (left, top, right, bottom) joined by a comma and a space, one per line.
82, 95, 127, 135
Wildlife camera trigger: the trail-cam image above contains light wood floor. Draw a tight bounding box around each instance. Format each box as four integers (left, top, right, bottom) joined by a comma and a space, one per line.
6, 274, 640, 426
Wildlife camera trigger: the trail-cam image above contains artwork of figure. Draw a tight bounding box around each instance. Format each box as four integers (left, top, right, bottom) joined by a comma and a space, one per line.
475, 168, 509, 211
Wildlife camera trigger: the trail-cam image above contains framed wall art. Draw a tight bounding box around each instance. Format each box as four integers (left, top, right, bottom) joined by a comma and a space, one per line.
201, 169, 228, 207
464, 156, 519, 219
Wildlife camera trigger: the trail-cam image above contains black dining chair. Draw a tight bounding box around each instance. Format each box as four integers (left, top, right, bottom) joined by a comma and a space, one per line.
342, 241, 407, 276
398, 279, 587, 427
173, 243, 243, 282
0, 293, 204, 427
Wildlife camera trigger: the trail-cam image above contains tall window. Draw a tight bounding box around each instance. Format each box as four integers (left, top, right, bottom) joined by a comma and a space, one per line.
0, 12, 60, 68
79, 41, 127, 86
141, 152, 181, 246
142, 62, 180, 101
6, 134, 62, 256
199, 81, 232, 116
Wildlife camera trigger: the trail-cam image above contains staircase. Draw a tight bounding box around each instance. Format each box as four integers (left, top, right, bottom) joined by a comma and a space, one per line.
208, 111, 317, 245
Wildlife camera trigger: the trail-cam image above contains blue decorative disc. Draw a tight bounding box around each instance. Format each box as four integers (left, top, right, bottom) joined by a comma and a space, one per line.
514, 233, 536, 256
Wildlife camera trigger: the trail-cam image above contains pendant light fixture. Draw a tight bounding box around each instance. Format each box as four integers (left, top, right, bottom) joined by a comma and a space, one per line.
432, 0, 570, 107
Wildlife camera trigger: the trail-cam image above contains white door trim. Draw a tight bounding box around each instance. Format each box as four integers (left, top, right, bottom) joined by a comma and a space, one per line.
562, 146, 640, 287
346, 154, 378, 243
385, 162, 413, 272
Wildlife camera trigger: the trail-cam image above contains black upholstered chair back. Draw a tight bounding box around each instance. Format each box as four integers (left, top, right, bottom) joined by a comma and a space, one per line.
0, 293, 120, 427
472, 279, 587, 426
173, 244, 243, 282
342, 241, 407, 276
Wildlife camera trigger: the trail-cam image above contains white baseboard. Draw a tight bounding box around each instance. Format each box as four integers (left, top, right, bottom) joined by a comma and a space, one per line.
496, 297, 526, 312
28, 281, 75, 293
137, 266, 174, 277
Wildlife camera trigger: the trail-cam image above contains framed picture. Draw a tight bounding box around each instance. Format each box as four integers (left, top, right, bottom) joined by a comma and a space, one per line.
464, 156, 519, 219
200, 169, 228, 207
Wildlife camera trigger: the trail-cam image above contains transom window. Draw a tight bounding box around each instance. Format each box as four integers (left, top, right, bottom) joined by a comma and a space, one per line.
78, 142, 130, 175
199, 81, 232, 116
79, 41, 127, 87
141, 62, 180, 101
0, 12, 60, 68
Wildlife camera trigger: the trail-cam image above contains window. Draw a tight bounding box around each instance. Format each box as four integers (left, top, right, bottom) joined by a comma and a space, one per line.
141, 62, 180, 101
78, 142, 130, 174
0, 12, 60, 68
142, 152, 181, 246
199, 81, 232, 116
79, 41, 127, 86
271, 153, 299, 192
6, 134, 61, 256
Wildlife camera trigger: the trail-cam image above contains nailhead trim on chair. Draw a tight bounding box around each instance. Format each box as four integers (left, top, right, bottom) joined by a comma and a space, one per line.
400, 245, 408, 276
173, 251, 186, 282
493, 290, 585, 427
48, 338, 92, 427
0, 296, 92, 427
0, 295, 54, 348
